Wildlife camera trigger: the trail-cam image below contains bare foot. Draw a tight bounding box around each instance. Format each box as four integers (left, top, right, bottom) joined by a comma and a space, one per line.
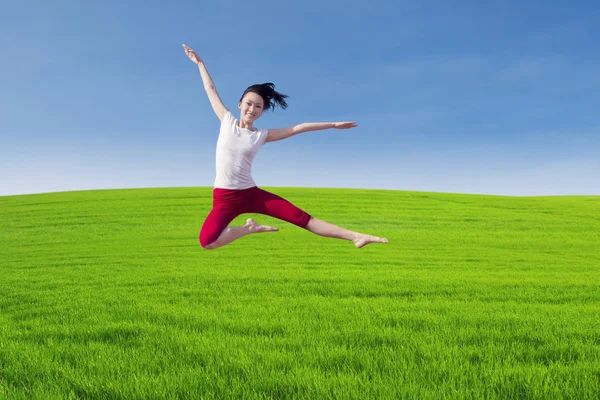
353, 234, 388, 249
246, 218, 279, 233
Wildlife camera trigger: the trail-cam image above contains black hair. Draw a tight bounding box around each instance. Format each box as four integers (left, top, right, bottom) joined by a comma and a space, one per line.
239, 82, 288, 112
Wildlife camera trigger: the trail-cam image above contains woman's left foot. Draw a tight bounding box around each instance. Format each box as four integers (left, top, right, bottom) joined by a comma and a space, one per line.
353, 234, 388, 248
246, 218, 279, 233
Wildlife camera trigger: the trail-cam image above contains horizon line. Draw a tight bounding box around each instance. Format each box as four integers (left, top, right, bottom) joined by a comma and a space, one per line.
2, 185, 599, 199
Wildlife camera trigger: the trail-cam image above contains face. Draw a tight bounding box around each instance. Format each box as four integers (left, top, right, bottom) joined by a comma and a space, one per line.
238, 92, 265, 124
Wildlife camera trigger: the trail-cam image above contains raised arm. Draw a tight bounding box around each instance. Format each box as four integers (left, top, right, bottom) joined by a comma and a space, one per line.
182, 44, 228, 121
265, 121, 357, 143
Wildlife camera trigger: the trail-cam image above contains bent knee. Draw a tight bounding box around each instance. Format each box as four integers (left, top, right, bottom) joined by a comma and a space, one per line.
200, 239, 217, 250
199, 235, 217, 250
203, 242, 218, 250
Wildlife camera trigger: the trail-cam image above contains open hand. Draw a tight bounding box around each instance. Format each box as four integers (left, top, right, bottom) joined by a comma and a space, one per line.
333, 122, 357, 129
182, 44, 202, 65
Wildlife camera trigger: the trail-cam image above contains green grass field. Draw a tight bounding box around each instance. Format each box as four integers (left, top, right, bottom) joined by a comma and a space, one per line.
1, 187, 599, 399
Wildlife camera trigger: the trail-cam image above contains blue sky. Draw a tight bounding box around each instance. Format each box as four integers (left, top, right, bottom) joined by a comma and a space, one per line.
1, 0, 599, 196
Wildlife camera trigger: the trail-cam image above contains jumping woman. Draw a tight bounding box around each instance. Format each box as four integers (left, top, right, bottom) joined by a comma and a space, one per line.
183, 44, 388, 250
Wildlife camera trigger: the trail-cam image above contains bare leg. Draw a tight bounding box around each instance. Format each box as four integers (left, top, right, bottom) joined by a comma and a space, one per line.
305, 217, 388, 248
204, 218, 278, 250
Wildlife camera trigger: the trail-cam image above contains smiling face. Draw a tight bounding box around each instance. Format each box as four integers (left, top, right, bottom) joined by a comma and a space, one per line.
238, 92, 265, 125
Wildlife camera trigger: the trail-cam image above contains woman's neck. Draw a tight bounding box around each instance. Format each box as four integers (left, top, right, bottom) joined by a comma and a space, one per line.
237, 119, 254, 130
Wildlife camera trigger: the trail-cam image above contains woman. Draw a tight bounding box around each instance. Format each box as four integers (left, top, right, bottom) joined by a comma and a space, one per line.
183, 44, 388, 250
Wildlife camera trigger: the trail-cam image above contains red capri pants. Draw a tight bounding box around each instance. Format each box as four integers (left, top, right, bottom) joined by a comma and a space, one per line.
199, 186, 312, 248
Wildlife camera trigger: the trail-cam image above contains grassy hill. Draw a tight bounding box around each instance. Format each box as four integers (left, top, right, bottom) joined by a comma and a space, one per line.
1, 187, 599, 399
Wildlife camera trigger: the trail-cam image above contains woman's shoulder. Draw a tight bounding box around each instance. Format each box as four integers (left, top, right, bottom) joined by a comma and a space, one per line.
222, 110, 234, 123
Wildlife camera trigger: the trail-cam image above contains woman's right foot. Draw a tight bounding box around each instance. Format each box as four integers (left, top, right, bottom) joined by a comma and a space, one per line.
353, 234, 388, 248
246, 218, 279, 233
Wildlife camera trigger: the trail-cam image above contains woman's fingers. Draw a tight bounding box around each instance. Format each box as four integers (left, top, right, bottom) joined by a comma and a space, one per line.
182, 45, 200, 63
182, 44, 200, 64
336, 122, 357, 129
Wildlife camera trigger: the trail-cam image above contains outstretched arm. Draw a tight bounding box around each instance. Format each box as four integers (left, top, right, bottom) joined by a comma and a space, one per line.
265, 121, 357, 143
182, 44, 228, 121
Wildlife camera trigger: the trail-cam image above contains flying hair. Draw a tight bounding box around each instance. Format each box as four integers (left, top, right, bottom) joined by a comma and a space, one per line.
240, 83, 289, 112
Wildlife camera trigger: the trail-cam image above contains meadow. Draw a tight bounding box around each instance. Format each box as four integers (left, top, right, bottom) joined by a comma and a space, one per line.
1, 187, 599, 399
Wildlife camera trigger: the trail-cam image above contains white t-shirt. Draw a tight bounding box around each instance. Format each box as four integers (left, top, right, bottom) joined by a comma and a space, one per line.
214, 111, 269, 189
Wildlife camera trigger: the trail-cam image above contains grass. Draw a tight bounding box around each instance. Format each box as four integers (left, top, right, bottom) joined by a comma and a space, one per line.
1, 187, 599, 399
